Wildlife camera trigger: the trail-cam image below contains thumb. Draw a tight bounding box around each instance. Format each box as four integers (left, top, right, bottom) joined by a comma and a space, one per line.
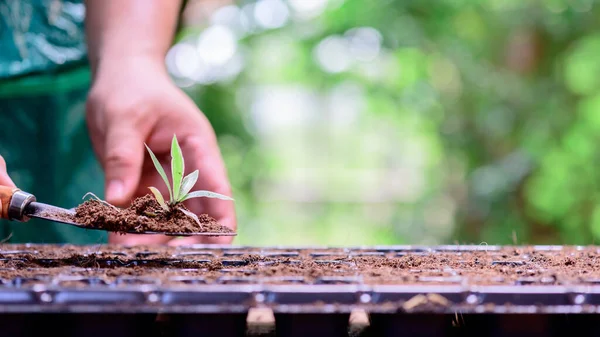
102, 126, 144, 206
0, 155, 15, 187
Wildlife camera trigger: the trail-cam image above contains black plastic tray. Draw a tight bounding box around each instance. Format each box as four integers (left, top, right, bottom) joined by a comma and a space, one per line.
0, 244, 597, 337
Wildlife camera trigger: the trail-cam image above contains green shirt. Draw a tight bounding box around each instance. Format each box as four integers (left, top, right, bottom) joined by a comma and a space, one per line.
0, 0, 87, 79
0, 0, 106, 244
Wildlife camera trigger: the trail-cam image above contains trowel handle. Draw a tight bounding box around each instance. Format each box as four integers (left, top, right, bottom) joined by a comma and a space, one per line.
0, 186, 36, 221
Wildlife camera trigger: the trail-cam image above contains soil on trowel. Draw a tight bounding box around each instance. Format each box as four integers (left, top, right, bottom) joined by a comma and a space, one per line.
67, 195, 233, 235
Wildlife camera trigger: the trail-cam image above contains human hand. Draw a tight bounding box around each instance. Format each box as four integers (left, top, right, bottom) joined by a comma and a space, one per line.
85, 55, 235, 245
0, 155, 15, 187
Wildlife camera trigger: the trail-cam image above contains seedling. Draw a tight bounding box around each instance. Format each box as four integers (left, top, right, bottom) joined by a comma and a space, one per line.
145, 135, 234, 216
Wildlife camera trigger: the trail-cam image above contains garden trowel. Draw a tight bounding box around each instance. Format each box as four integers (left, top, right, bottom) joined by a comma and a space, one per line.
0, 186, 235, 237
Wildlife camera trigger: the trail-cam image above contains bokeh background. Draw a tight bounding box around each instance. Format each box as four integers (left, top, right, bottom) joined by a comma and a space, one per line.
168, 0, 600, 246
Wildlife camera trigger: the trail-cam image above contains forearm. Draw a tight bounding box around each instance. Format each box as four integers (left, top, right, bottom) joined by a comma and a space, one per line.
84, 0, 182, 76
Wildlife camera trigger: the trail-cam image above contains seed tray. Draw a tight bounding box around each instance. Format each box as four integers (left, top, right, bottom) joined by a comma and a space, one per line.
0, 244, 598, 337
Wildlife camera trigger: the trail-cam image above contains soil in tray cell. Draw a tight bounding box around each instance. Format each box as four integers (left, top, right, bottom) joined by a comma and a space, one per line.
0, 246, 598, 287
66, 194, 234, 235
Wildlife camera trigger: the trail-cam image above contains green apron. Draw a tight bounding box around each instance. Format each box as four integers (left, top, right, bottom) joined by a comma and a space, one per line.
0, 0, 107, 244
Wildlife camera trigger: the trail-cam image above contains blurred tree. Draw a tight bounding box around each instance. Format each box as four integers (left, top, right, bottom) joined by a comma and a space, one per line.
172, 0, 600, 245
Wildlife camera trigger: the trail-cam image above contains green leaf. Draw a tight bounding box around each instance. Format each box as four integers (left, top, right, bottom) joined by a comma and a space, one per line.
171, 135, 184, 202
180, 190, 234, 202
148, 187, 169, 211
145, 144, 173, 201
178, 170, 199, 202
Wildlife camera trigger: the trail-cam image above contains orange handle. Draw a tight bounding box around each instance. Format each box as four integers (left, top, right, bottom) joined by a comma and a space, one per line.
0, 185, 18, 220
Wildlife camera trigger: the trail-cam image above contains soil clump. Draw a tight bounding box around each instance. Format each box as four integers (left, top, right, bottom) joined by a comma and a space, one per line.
68, 194, 233, 235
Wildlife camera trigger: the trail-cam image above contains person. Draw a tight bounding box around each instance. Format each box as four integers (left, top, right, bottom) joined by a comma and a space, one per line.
0, 0, 236, 245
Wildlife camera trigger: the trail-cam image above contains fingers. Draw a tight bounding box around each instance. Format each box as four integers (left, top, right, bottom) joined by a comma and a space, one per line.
102, 125, 145, 207
0, 155, 15, 187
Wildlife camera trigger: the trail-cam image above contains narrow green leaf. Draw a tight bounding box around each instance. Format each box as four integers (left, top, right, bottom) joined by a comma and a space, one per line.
148, 187, 169, 211
180, 190, 234, 202
145, 144, 173, 201
171, 135, 184, 202
178, 170, 199, 202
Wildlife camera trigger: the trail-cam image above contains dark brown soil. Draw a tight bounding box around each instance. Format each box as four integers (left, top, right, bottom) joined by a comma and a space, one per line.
0, 245, 598, 287
71, 194, 233, 235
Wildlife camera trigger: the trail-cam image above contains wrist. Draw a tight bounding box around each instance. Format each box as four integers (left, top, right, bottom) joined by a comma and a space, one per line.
90, 52, 169, 83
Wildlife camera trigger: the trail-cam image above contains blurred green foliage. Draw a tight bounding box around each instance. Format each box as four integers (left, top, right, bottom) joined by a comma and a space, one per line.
176, 0, 600, 245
